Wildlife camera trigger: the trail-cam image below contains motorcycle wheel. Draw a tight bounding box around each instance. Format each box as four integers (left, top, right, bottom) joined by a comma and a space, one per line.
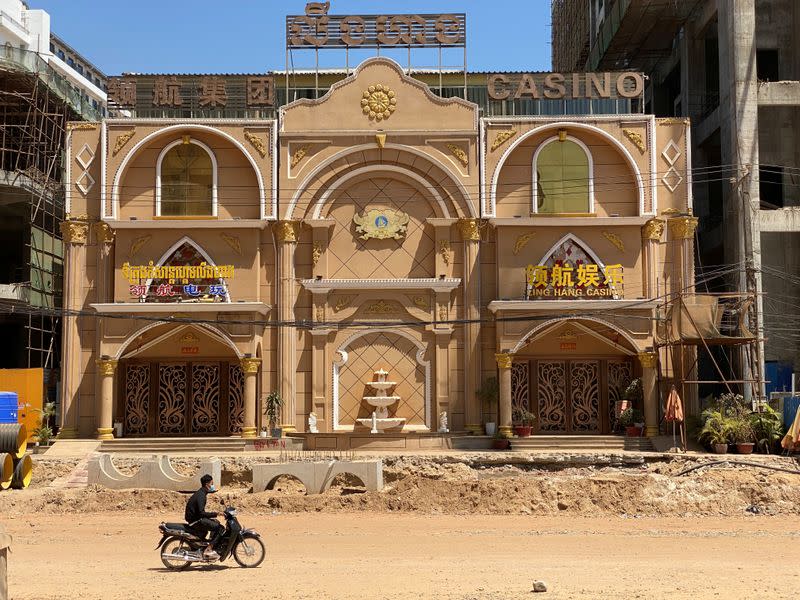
233, 537, 266, 568
160, 537, 192, 570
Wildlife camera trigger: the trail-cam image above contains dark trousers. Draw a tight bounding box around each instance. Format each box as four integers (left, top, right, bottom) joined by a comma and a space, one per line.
192, 518, 224, 548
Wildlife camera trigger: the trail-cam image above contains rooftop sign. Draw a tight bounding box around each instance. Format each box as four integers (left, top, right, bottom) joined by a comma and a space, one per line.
487, 72, 644, 101
286, 3, 466, 49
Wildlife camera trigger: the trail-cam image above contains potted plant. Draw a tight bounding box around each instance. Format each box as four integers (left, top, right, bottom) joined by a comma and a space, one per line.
512, 407, 535, 437
491, 430, 511, 450
698, 407, 731, 454
730, 416, 755, 454
619, 407, 644, 437
32, 402, 56, 448
749, 405, 782, 454
263, 391, 283, 438
477, 377, 498, 436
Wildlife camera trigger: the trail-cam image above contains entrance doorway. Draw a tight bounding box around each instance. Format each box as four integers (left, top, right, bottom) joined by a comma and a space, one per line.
512, 358, 633, 434
120, 360, 244, 436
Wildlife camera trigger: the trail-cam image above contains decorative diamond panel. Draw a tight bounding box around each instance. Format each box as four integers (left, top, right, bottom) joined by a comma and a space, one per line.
662, 167, 684, 193
337, 332, 426, 428
326, 177, 435, 280
661, 139, 681, 165
75, 143, 96, 196
76, 143, 95, 169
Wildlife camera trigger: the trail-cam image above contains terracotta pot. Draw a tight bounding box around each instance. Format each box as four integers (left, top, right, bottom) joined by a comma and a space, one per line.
625, 426, 642, 437
513, 425, 532, 437
713, 443, 728, 454
492, 439, 511, 450
736, 442, 754, 454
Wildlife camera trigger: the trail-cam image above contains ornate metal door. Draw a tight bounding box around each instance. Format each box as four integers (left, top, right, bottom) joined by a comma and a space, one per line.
123, 360, 239, 436
530, 359, 609, 434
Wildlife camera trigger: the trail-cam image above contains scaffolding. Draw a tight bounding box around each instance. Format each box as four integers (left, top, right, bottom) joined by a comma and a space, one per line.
0, 46, 91, 371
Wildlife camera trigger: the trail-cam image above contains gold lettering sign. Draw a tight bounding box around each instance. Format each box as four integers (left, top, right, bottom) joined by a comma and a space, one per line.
353, 208, 409, 241
487, 72, 644, 101
122, 261, 235, 284
524, 264, 623, 299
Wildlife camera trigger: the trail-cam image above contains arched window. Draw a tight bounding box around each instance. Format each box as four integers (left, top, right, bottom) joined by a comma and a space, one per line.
156, 139, 217, 217
533, 137, 593, 214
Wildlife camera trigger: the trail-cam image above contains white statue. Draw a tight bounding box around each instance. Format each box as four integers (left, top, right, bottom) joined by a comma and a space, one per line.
438, 411, 449, 433
308, 412, 319, 434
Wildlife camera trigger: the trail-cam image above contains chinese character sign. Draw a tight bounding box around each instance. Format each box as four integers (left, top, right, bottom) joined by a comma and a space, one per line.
525, 263, 622, 299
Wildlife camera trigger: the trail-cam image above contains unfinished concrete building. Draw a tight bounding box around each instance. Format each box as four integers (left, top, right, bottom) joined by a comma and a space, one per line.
0, 1, 105, 379
552, 0, 800, 398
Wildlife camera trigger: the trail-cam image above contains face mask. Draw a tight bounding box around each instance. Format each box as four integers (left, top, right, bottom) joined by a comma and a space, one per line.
209, 484, 216, 493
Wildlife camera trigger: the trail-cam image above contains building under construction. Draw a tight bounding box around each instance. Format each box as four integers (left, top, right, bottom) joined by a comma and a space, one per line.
0, 42, 104, 375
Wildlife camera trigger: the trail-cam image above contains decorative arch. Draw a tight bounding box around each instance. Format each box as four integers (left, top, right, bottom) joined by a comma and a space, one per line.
108, 123, 268, 219
533, 233, 620, 299
142, 236, 231, 303
332, 328, 431, 431
510, 316, 640, 355
285, 143, 477, 219
489, 121, 645, 217
155, 138, 218, 217
532, 135, 594, 214
313, 165, 448, 219
114, 322, 244, 361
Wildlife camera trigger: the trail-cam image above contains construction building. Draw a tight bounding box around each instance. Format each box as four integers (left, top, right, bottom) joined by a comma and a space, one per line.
552, 0, 800, 399
0, 0, 105, 385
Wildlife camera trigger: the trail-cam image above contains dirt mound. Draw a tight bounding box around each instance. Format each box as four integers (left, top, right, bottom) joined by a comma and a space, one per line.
3, 457, 799, 518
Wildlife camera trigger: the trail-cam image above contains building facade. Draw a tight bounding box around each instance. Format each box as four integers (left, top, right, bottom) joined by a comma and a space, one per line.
63, 56, 694, 445
552, 0, 800, 398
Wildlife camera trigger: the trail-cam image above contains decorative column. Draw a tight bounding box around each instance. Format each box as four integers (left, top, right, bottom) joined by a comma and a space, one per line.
276, 221, 298, 433
496, 352, 513, 438
58, 219, 89, 438
641, 218, 664, 300
638, 351, 659, 437
459, 218, 482, 434
240, 357, 260, 438
95, 359, 117, 440
667, 216, 698, 291
93, 222, 115, 437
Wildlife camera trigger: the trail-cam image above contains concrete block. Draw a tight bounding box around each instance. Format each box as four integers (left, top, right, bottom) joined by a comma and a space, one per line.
88, 453, 221, 492
252, 460, 383, 495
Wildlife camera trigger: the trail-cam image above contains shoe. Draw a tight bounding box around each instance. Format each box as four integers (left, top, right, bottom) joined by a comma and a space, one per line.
202, 550, 220, 561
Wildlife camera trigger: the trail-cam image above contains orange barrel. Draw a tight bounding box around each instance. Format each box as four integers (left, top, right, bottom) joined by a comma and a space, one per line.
0, 423, 26, 459
11, 454, 32, 489
0, 453, 12, 490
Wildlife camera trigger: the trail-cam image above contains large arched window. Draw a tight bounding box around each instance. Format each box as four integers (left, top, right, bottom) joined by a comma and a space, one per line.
532, 137, 593, 214
156, 139, 217, 217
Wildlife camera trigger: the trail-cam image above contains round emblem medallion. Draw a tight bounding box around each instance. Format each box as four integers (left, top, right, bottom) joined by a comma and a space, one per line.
361, 84, 397, 121
375, 215, 389, 228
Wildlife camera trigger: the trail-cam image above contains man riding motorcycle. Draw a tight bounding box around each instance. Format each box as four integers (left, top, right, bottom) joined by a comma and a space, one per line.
185, 474, 224, 560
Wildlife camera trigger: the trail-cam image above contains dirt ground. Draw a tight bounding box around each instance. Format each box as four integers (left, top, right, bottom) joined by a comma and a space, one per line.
4, 513, 800, 599
2, 454, 800, 598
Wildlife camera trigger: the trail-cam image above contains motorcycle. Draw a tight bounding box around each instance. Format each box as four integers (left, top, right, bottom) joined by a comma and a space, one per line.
156, 506, 265, 570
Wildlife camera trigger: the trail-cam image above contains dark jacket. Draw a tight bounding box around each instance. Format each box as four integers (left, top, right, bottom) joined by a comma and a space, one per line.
185, 487, 216, 523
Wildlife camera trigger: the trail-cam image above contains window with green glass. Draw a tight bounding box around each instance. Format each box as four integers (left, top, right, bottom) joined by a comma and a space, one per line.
159, 143, 214, 216
535, 139, 591, 214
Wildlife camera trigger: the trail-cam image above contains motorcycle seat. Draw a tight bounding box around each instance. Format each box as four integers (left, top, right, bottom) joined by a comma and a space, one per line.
162, 522, 203, 539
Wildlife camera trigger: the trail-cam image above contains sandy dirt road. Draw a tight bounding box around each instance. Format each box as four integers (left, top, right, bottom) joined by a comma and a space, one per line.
4, 512, 799, 600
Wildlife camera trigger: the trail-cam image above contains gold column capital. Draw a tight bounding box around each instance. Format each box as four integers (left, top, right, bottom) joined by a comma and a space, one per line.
457, 218, 481, 242
667, 216, 699, 240
93, 221, 115, 244
642, 218, 665, 241
60, 220, 89, 245
96, 358, 118, 376
637, 351, 658, 369
240, 357, 261, 374
495, 352, 514, 369
275, 220, 299, 243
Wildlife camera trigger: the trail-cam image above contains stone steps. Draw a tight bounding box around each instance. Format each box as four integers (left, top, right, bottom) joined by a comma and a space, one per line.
99, 437, 246, 454
510, 435, 654, 451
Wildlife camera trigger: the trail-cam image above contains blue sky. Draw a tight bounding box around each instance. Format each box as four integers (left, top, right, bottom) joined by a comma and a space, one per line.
36, 0, 551, 75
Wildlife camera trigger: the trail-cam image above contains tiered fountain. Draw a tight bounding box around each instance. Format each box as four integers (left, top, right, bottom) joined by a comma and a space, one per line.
356, 368, 405, 433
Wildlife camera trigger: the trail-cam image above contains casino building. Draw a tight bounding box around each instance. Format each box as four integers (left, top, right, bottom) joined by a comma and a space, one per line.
60, 10, 696, 446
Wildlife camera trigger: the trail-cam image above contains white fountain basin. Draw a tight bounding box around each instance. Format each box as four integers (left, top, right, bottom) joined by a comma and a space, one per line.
367, 381, 397, 391
362, 395, 400, 408
356, 417, 405, 430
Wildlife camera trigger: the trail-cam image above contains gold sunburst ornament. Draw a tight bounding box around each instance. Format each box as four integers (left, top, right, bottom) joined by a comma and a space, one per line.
361, 84, 397, 121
